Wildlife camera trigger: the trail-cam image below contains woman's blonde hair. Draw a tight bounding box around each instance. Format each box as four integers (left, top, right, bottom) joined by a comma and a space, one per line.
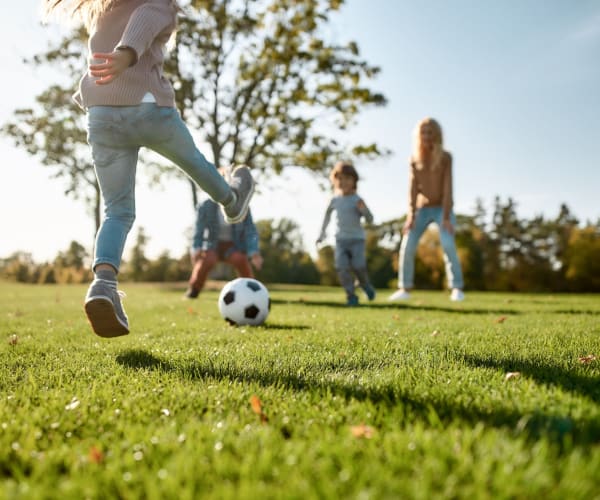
412, 117, 444, 169
44, 0, 180, 30
44, 0, 117, 29
329, 161, 359, 193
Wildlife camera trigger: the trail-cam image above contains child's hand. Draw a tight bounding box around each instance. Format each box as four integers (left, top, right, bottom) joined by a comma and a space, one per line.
89, 48, 135, 85
442, 219, 455, 235
191, 249, 205, 262
402, 218, 414, 235
250, 253, 264, 270
356, 199, 366, 211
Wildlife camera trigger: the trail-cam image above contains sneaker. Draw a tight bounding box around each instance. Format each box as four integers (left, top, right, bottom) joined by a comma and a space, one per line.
362, 284, 376, 301
84, 279, 129, 338
222, 165, 255, 224
346, 294, 359, 307
184, 287, 199, 299
388, 289, 411, 301
450, 288, 465, 302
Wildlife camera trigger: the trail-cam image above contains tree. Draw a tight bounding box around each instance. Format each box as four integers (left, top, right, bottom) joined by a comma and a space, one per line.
255, 218, 319, 284
315, 245, 337, 285
1, 30, 102, 239
364, 229, 395, 288
3, 1, 387, 242
126, 227, 150, 281
170, 0, 387, 176
564, 225, 600, 292
54, 241, 88, 270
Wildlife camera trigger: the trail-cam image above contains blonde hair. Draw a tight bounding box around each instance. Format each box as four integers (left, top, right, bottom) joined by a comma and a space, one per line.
44, 0, 180, 30
43, 0, 117, 29
329, 161, 359, 193
412, 117, 444, 169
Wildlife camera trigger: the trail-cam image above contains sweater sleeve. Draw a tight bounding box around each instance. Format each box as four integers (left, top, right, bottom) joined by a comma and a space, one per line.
442, 153, 453, 221
318, 199, 334, 241
407, 160, 418, 220
359, 197, 374, 224
117, 0, 176, 61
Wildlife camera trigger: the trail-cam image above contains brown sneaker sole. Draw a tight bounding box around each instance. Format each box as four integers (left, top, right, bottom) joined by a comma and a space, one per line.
84, 298, 129, 338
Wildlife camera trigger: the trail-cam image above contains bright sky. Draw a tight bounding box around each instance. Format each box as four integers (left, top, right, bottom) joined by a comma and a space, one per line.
1, 1, 599, 264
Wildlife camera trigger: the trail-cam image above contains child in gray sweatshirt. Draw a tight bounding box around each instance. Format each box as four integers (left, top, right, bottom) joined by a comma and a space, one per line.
317, 161, 376, 306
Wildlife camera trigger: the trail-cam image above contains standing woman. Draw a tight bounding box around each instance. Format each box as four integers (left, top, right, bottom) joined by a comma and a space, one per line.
389, 118, 465, 302
43, 0, 255, 337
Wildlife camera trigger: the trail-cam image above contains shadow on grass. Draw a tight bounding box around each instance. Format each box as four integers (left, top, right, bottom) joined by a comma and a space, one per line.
257, 323, 311, 331
223, 323, 311, 331
116, 349, 174, 371
460, 354, 600, 404
116, 349, 600, 447
550, 309, 600, 316
270, 298, 521, 316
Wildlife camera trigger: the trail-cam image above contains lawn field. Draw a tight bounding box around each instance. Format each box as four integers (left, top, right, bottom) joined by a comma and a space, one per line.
1, 281, 600, 499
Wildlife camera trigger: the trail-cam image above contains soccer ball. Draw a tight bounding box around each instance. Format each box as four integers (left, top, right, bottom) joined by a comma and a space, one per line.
218, 278, 270, 326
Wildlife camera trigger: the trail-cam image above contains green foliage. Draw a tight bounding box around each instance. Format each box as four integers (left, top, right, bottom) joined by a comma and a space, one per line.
255, 218, 320, 284
3, 0, 388, 244
365, 230, 395, 288
371, 200, 600, 293
315, 245, 337, 285
0, 245, 93, 285
165, 0, 388, 173
1, 283, 600, 498
0, 29, 103, 235
565, 226, 600, 291
1, 202, 598, 292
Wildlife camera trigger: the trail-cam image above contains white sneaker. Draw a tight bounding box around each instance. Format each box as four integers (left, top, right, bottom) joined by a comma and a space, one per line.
388, 289, 411, 301
450, 288, 465, 302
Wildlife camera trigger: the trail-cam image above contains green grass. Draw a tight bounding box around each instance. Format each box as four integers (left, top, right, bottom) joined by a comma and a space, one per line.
1, 281, 600, 499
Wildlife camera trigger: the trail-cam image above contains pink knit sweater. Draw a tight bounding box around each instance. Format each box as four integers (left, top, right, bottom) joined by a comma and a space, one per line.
408, 152, 454, 222
74, 0, 177, 109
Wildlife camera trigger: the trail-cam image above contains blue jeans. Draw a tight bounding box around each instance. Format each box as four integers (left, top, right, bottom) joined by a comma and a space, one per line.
335, 238, 371, 297
398, 207, 464, 290
86, 104, 231, 272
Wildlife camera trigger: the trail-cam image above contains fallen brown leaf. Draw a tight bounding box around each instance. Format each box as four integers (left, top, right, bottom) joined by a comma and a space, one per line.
495, 316, 507, 324
250, 395, 262, 415
505, 372, 521, 381
250, 395, 268, 424
578, 354, 597, 364
88, 446, 104, 464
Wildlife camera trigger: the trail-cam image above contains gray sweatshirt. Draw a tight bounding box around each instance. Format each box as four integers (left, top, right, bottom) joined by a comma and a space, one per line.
318, 193, 374, 241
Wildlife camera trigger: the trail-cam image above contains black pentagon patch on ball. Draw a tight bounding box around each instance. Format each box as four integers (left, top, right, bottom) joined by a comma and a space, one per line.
223, 291, 236, 305
245, 305, 260, 319
246, 281, 261, 292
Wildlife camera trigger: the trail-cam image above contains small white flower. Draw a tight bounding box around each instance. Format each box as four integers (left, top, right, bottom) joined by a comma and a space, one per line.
65, 398, 80, 411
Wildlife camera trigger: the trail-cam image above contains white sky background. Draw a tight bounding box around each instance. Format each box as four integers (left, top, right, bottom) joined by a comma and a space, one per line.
1, 0, 599, 264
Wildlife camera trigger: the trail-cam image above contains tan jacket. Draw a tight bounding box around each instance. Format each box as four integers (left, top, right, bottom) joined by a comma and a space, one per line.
74, 0, 177, 109
407, 151, 453, 222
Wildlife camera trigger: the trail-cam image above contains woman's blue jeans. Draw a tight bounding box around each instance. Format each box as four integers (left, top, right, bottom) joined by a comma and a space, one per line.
398, 207, 464, 290
86, 104, 231, 272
